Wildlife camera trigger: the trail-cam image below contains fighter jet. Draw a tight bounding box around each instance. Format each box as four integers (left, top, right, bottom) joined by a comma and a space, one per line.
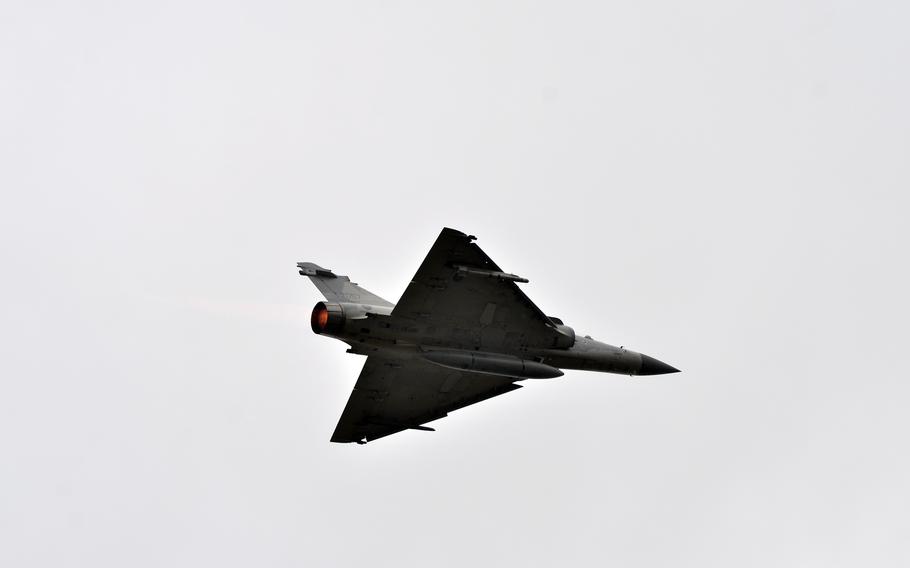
299, 227, 678, 444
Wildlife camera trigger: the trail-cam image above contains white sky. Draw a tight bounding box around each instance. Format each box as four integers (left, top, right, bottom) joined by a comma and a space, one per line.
2, 1, 909, 566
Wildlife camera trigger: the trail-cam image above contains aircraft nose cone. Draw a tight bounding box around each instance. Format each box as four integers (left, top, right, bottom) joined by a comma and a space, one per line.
638, 354, 680, 375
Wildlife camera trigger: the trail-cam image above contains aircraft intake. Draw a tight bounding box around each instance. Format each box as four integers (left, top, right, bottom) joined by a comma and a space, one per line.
552, 324, 576, 349
420, 348, 563, 379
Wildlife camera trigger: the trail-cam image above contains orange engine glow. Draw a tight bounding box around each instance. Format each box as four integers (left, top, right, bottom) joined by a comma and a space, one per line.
311, 303, 329, 332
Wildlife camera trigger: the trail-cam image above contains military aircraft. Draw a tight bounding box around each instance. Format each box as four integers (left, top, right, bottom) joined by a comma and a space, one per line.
299, 227, 678, 444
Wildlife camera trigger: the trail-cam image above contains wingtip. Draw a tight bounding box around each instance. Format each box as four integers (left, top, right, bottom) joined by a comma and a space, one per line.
441, 227, 476, 241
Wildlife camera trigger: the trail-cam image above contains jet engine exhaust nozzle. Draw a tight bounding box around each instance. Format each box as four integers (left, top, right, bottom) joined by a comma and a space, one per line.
310, 301, 345, 335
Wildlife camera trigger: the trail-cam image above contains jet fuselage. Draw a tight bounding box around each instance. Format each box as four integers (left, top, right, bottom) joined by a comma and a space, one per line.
310, 300, 678, 378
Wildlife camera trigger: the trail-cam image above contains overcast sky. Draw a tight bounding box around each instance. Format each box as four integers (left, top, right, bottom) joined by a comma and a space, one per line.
2, 1, 909, 566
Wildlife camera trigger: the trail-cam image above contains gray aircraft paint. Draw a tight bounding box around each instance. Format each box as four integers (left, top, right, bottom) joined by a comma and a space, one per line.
299, 227, 678, 444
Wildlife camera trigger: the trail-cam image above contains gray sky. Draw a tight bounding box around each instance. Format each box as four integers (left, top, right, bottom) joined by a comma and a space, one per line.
2, 1, 909, 566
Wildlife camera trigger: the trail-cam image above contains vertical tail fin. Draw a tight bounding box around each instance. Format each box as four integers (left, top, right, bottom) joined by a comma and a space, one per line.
296, 262, 394, 307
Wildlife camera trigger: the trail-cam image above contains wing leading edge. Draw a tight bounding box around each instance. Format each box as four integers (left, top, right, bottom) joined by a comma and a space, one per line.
390, 227, 561, 351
